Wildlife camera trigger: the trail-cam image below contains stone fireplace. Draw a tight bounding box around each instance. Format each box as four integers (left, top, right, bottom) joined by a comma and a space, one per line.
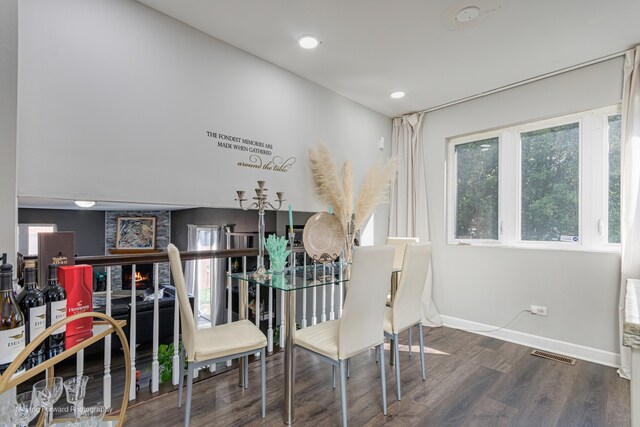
105, 210, 171, 289
121, 264, 154, 289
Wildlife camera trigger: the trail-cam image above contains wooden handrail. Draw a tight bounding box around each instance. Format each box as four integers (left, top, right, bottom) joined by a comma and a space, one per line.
76, 248, 259, 267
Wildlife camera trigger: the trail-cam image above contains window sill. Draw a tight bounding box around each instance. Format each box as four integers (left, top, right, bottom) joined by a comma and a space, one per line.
448, 240, 621, 254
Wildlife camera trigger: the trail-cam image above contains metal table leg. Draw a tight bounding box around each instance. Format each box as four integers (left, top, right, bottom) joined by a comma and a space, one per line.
390, 271, 398, 366
283, 290, 296, 424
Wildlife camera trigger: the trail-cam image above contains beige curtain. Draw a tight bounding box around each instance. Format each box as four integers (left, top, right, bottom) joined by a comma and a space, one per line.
619, 46, 640, 379
389, 112, 441, 326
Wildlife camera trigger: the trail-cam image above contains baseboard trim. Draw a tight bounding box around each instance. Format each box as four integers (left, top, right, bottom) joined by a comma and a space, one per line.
439, 315, 620, 368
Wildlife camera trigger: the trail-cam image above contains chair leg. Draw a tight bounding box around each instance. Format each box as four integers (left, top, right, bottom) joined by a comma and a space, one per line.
261, 348, 266, 418
185, 366, 194, 427
332, 365, 336, 389
378, 344, 387, 416
408, 327, 413, 357
178, 348, 185, 408
394, 334, 401, 400
339, 360, 348, 427
244, 355, 249, 389
347, 358, 351, 379
419, 322, 426, 381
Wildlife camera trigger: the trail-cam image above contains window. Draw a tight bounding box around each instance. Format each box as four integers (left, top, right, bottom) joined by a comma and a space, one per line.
608, 114, 621, 244
17, 224, 57, 256
520, 123, 580, 242
454, 138, 499, 240
448, 106, 621, 251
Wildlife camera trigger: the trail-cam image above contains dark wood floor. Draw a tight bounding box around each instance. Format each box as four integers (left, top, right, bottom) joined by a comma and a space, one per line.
123, 326, 630, 426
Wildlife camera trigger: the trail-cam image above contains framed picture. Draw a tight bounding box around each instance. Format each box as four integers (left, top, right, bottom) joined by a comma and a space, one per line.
116, 216, 157, 250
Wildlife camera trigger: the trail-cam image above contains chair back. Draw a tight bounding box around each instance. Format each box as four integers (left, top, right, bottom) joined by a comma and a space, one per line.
338, 245, 394, 359
167, 244, 197, 361
392, 243, 432, 332
386, 237, 420, 270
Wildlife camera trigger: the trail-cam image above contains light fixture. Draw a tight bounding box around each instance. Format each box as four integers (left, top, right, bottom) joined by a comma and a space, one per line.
297, 35, 319, 49
390, 91, 405, 99
455, 6, 480, 23
74, 200, 96, 208
480, 144, 491, 148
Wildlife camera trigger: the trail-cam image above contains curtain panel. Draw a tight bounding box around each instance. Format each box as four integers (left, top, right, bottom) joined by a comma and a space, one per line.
619, 45, 640, 379
389, 112, 442, 326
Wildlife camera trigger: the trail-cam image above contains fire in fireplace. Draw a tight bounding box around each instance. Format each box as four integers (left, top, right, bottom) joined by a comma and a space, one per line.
122, 264, 153, 289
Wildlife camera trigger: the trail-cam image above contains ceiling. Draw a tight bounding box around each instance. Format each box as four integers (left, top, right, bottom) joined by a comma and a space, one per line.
136, 0, 640, 118
18, 197, 192, 212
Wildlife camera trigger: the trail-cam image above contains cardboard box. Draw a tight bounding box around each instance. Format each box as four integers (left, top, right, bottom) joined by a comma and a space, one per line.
37, 231, 75, 289
58, 265, 92, 337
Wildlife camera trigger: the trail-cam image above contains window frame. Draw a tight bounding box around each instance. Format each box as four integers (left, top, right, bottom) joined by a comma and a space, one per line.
447, 129, 503, 245
446, 105, 621, 252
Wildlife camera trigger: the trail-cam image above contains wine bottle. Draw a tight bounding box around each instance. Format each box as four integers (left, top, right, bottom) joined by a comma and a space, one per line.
42, 264, 67, 357
17, 264, 46, 368
0, 262, 25, 374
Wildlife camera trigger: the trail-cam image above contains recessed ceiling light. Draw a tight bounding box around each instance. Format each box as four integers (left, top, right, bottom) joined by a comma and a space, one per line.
455, 6, 480, 23
74, 200, 96, 208
390, 91, 405, 99
298, 35, 319, 49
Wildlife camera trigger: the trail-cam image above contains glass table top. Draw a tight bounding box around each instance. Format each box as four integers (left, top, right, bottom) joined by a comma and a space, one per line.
228, 263, 347, 291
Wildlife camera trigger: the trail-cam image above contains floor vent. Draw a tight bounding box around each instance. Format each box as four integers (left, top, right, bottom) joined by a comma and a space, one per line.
531, 349, 576, 365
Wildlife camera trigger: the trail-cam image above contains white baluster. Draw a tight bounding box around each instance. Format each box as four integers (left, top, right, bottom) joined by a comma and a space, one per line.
209, 257, 214, 329
330, 263, 335, 320
338, 257, 344, 318
172, 262, 180, 385
321, 263, 327, 322
268, 286, 273, 353
279, 290, 285, 348
312, 266, 317, 325
209, 256, 217, 374
151, 263, 160, 393
226, 256, 233, 367
301, 257, 307, 328
76, 349, 84, 377
246, 256, 260, 358
129, 265, 137, 400
103, 267, 112, 408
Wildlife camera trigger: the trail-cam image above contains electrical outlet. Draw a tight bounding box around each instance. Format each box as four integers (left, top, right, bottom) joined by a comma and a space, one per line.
530, 305, 548, 316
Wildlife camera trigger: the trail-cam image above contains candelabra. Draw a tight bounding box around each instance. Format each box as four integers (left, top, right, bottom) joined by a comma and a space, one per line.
235, 180, 286, 275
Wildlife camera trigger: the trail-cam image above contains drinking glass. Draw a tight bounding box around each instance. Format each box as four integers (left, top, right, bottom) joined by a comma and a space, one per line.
33, 376, 64, 426
63, 375, 89, 422
0, 403, 10, 427
9, 391, 40, 427
79, 403, 110, 427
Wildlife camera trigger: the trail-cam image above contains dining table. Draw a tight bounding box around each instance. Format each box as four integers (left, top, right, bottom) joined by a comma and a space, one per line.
229, 262, 347, 425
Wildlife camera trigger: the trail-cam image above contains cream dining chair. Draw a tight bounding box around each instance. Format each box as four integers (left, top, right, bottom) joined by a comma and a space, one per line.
167, 244, 268, 427
295, 245, 395, 427
384, 242, 432, 400
386, 236, 419, 353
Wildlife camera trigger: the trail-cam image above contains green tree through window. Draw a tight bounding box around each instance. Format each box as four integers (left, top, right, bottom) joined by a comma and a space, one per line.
608, 114, 621, 244
521, 123, 580, 242
455, 138, 499, 239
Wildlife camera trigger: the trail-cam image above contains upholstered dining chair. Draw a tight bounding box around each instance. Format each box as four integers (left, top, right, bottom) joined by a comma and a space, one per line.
385, 236, 420, 353
384, 242, 432, 400
295, 245, 395, 427
167, 244, 268, 427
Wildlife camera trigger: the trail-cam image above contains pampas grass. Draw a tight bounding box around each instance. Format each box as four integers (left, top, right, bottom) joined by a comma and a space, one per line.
308, 141, 397, 248
353, 157, 398, 232
342, 161, 354, 234
308, 141, 348, 236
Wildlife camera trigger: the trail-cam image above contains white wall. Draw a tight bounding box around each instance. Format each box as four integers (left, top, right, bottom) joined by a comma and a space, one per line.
0, 0, 18, 268
424, 58, 624, 365
17, 0, 391, 242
